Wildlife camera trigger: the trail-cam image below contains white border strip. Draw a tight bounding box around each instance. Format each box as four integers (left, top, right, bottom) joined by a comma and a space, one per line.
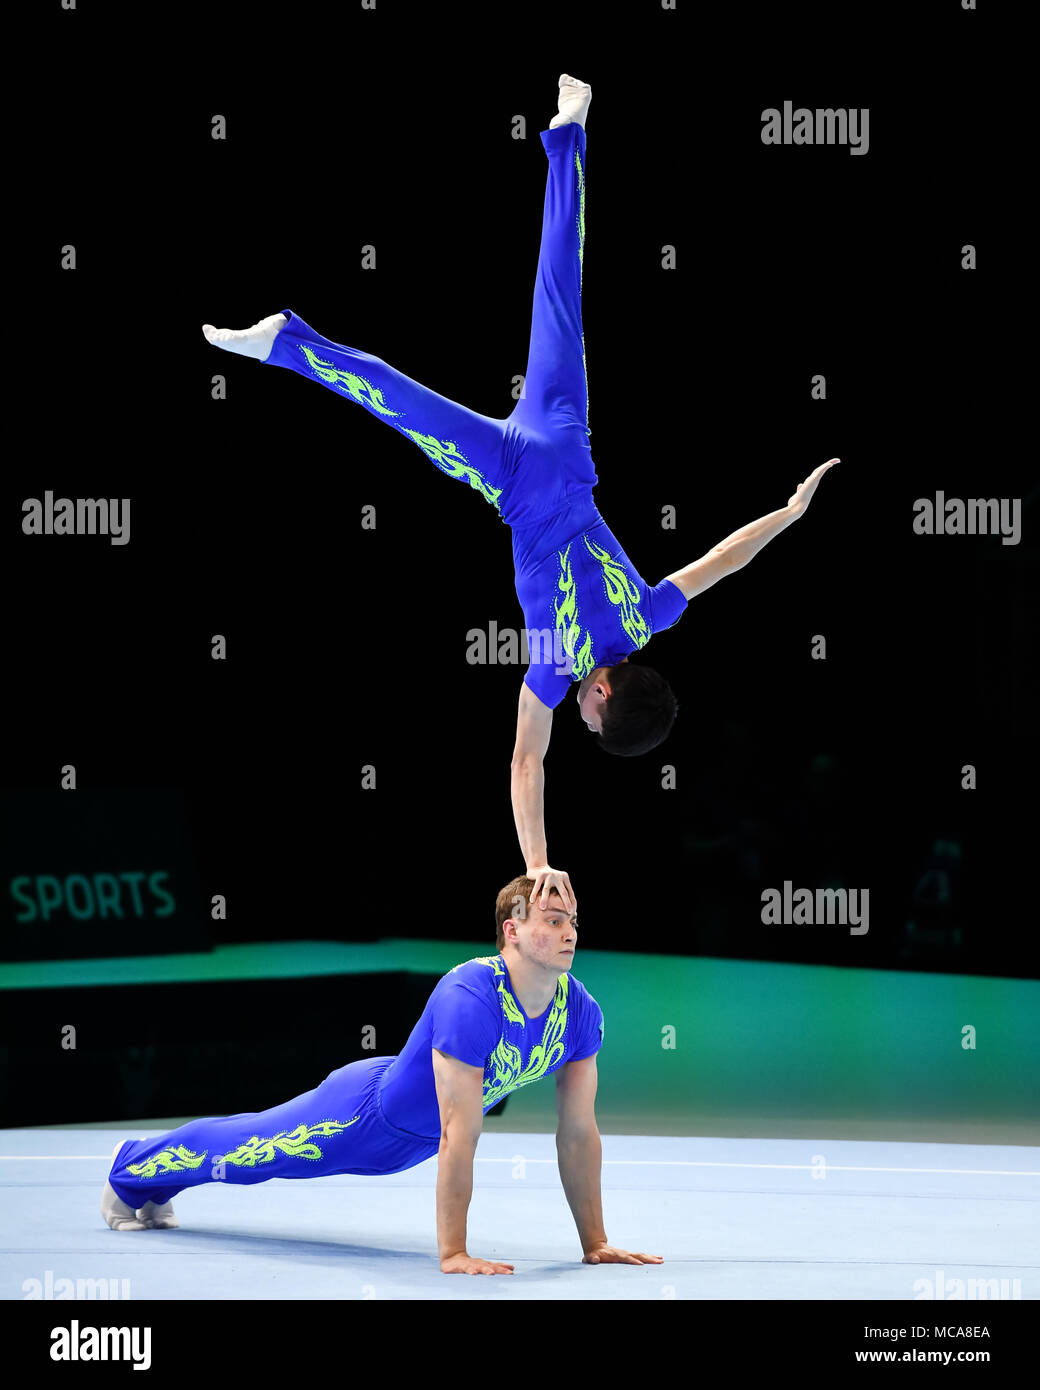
1, 1156, 1037, 1176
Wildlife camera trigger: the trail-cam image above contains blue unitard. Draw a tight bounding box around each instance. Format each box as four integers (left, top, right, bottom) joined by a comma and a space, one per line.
107, 955, 604, 1207
259, 123, 687, 708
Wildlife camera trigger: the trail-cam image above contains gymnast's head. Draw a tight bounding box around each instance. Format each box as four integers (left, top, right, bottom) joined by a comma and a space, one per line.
575, 660, 678, 756
495, 875, 577, 965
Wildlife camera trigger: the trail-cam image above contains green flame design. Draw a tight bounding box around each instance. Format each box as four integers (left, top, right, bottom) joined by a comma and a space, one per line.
218, 1118, 360, 1168
473, 954, 525, 1025
472, 956, 571, 1108
125, 1145, 207, 1179
554, 542, 595, 681
576, 145, 590, 437
297, 345, 401, 416
400, 429, 502, 511
575, 146, 586, 279
583, 535, 649, 648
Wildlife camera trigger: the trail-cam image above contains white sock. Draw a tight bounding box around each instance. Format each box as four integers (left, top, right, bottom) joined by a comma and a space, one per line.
549, 74, 592, 130
201, 312, 288, 362
102, 1139, 176, 1231
101, 1179, 147, 1231
136, 1199, 179, 1230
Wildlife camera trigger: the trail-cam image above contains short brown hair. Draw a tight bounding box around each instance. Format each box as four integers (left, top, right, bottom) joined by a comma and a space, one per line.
495, 875, 565, 951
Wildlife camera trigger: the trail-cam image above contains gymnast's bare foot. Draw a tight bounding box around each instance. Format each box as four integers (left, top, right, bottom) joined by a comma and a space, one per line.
202, 312, 287, 362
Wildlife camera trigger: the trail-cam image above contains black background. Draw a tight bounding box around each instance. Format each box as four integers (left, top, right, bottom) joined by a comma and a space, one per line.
6, 0, 1034, 978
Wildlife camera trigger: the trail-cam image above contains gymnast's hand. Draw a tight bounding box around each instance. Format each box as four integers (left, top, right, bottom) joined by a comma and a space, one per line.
527, 865, 577, 914
787, 458, 840, 516
441, 1252, 515, 1276
583, 1244, 664, 1265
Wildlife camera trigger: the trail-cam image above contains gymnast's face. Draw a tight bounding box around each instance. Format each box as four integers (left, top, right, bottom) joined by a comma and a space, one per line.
576, 665, 612, 733
504, 893, 577, 968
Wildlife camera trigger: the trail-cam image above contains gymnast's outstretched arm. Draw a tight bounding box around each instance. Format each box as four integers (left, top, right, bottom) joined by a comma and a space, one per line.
664, 458, 840, 600
510, 684, 576, 914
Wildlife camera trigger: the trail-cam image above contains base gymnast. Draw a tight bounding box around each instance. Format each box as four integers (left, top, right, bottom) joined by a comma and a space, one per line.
102, 877, 662, 1275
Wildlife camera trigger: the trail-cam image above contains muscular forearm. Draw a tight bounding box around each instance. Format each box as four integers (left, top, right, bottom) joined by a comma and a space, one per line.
510, 756, 547, 872
436, 1134, 478, 1261
713, 502, 796, 569
557, 1130, 608, 1254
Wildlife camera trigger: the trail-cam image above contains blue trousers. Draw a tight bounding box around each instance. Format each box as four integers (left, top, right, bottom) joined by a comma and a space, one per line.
107, 1057, 438, 1209
261, 122, 596, 535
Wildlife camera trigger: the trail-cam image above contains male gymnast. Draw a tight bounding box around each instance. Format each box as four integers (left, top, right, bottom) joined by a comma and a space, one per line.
101, 878, 662, 1275
203, 74, 838, 915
